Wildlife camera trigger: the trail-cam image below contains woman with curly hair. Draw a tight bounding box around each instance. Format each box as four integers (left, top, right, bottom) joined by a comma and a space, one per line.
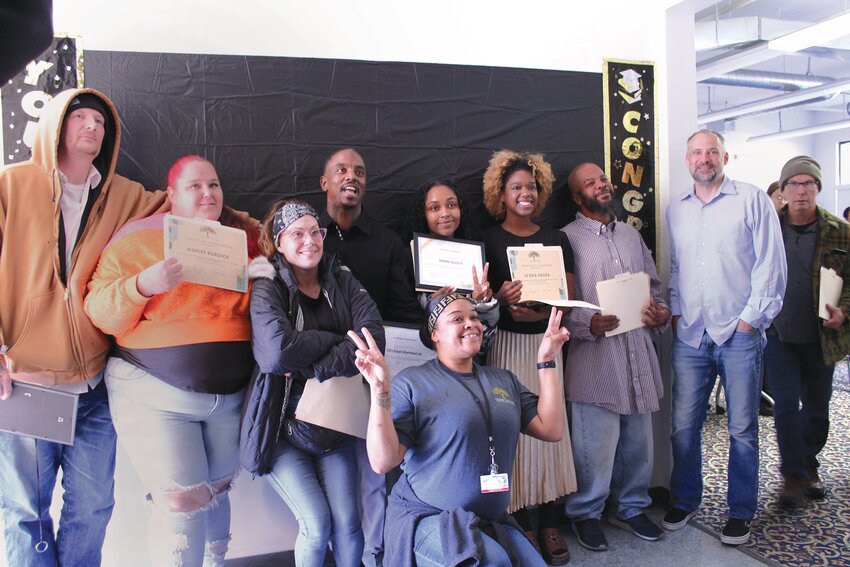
406, 180, 499, 358
481, 150, 576, 565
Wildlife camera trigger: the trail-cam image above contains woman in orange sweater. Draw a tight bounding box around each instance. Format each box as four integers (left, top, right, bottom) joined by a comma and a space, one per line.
84, 155, 261, 567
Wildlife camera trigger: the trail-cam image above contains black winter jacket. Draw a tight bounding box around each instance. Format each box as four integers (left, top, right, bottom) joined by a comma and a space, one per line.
240, 255, 385, 475
252, 255, 385, 379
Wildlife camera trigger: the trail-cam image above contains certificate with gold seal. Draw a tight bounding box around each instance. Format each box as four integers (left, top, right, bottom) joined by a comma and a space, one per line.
507, 244, 598, 309
164, 215, 248, 293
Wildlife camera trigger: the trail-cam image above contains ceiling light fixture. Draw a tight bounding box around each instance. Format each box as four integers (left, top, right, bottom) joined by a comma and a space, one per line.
767, 11, 850, 53
747, 119, 850, 143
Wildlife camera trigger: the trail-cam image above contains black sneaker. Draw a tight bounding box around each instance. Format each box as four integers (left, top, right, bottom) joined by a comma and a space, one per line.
720, 518, 750, 545
571, 518, 608, 551
661, 507, 698, 531
608, 513, 663, 541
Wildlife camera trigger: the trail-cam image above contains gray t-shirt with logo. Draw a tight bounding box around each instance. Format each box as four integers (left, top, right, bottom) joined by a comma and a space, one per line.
391, 358, 538, 520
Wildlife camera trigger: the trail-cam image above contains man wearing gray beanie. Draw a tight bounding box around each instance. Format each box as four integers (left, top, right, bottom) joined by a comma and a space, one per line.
766, 155, 850, 507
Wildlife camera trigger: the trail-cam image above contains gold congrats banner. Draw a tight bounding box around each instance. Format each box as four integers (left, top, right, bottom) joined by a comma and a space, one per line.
1, 35, 82, 166
603, 59, 659, 258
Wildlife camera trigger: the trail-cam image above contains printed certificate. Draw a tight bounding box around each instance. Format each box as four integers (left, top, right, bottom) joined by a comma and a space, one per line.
412, 233, 485, 294
382, 323, 437, 378
507, 244, 598, 309
164, 215, 248, 293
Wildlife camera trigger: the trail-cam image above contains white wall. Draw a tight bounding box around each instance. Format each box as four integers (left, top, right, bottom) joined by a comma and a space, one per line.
717, 113, 813, 190
18, 1, 694, 564
650, 0, 701, 489
813, 127, 850, 216
719, 111, 849, 212
54, 0, 669, 74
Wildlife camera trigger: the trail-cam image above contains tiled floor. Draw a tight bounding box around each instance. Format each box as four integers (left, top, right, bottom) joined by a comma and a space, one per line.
226, 509, 769, 566
560, 509, 768, 566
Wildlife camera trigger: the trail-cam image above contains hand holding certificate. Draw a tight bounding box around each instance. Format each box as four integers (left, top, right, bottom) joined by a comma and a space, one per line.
164, 215, 248, 292
506, 244, 598, 309
412, 233, 485, 294
595, 272, 651, 337
819, 266, 843, 319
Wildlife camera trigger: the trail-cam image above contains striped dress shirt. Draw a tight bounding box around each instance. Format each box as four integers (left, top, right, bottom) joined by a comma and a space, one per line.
562, 213, 666, 415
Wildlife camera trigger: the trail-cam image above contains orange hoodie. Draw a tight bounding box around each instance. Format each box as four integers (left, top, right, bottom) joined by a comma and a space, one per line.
84, 213, 253, 348
0, 88, 167, 385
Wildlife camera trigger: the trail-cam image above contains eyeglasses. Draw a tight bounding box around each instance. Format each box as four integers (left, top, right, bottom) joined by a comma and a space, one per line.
283, 227, 327, 242
785, 180, 818, 190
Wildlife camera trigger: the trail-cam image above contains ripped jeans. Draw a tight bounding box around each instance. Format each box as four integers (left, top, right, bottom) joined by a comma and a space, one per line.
105, 357, 244, 567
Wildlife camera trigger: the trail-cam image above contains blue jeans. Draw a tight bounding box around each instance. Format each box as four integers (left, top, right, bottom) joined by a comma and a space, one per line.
670, 330, 762, 520
566, 402, 653, 521
764, 337, 833, 479
356, 437, 387, 567
105, 357, 243, 567
0, 377, 116, 567
413, 514, 546, 567
267, 436, 363, 567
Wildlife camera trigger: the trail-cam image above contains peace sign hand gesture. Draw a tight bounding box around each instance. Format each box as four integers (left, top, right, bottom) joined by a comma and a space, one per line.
537, 308, 570, 362
347, 327, 391, 392
471, 262, 492, 302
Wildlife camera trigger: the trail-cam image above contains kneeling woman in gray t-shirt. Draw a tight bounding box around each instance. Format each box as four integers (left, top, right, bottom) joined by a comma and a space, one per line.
348, 292, 570, 566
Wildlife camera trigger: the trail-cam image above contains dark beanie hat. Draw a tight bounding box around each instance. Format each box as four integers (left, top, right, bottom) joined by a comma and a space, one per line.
65, 93, 110, 125
780, 155, 822, 191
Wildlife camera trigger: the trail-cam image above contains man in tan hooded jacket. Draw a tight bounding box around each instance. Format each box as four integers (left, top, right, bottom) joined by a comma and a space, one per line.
0, 88, 165, 566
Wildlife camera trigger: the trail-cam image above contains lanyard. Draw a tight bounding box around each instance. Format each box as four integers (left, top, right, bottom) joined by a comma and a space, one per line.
452, 368, 500, 475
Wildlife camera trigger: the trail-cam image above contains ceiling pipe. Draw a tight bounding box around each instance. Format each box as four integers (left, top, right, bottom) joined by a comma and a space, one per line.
696, 42, 776, 81
701, 69, 834, 91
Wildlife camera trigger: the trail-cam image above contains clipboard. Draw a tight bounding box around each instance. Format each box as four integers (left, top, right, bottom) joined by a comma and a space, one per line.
595, 272, 651, 337
0, 382, 79, 445
819, 266, 843, 319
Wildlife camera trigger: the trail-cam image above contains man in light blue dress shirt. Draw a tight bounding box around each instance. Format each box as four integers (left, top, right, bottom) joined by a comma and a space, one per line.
661, 130, 787, 546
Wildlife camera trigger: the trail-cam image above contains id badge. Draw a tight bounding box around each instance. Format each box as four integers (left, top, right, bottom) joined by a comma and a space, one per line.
480, 473, 509, 493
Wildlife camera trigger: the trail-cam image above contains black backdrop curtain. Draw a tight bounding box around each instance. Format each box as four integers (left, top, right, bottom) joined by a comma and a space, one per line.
85, 51, 603, 233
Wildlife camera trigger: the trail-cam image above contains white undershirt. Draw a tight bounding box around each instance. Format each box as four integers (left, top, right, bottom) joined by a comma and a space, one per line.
55, 165, 103, 394
58, 166, 102, 270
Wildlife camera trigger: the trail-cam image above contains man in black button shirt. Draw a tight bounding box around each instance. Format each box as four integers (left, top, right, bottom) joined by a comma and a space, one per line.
320, 148, 422, 325
318, 147, 422, 566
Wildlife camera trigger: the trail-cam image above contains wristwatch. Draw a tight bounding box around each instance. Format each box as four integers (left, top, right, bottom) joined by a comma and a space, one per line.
536, 360, 556, 370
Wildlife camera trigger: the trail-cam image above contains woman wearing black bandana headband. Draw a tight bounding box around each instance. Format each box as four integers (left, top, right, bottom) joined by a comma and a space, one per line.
247, 199, 385, 567
348, 292, 569, 566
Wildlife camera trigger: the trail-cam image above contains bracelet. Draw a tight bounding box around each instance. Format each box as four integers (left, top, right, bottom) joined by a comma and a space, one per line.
536, 360, 556, 370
